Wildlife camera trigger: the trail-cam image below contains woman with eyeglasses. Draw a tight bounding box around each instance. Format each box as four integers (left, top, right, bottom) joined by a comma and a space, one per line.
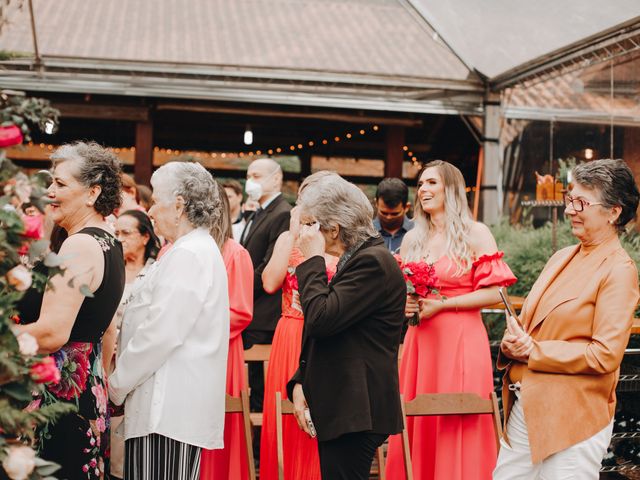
106, 209, 160, 480
494, 159, 640, 479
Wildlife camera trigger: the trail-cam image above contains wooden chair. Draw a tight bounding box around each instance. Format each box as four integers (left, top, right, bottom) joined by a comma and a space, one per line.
225, 390, 257, 480
399, 393, 503, 480
275, 391, 387, 480
243, 344, 272, 427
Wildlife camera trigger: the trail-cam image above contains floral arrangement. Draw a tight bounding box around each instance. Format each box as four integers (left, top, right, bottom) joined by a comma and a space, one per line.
0, 90, 73, 480
397, 259, 441, 326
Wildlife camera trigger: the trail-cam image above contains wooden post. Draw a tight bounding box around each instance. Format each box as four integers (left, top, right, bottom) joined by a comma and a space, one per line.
481, 92, 502, 224
384, 126, 405, 178
134, 120, 153, 186
300, 151, 312, 179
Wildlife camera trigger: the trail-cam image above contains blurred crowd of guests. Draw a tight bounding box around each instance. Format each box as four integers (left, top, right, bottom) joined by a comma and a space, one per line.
8, 140, 640, 480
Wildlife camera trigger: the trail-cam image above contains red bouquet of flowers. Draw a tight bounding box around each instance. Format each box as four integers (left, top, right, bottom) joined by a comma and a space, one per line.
397, 259, 441, 326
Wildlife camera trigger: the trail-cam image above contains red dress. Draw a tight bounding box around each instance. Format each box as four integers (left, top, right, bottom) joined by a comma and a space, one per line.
259, 249, 338, 480
200, 239, 254, 480
385, 252, 516, 480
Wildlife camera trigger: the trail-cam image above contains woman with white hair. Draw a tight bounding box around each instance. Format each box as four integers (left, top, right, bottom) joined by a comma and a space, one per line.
385, 160, 516, 480
286, 172, 406, 480
108, 161, 230, 480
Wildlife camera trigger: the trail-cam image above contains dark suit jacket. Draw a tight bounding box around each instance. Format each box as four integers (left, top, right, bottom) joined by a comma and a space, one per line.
241, 194, 291, 332
287, 236, 405, 442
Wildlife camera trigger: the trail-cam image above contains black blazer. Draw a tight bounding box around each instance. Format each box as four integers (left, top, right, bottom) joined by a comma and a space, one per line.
241, 194, 291, 332
287, 236, 405, 442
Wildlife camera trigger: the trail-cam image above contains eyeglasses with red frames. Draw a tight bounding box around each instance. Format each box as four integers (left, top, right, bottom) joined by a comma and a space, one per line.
563, 193, 603, 212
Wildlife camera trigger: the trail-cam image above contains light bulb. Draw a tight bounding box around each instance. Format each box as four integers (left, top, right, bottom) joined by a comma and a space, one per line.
244, 126, 253, 145
44, 120, 55, 135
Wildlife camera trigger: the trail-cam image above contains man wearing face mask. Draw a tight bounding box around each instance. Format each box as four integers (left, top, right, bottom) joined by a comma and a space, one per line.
240, 158, 292, 414
373, 178, 413, 254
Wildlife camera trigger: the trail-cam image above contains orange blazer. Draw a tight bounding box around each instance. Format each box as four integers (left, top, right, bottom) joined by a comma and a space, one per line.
498, 235, 639, 463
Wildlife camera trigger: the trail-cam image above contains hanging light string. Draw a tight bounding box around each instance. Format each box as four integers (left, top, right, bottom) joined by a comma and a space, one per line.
21, 123, 424, 166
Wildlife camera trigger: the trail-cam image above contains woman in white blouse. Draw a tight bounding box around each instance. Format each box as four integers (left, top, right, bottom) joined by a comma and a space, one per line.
108, 162, 230, 480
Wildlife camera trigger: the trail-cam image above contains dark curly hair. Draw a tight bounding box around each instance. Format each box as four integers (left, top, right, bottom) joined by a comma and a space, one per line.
572, 159, 640, 234
118, 210, 161, 261
51, 141, 123, 216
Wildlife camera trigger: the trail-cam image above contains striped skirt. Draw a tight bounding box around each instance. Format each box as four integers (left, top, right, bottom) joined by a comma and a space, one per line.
125, 433, 201, 480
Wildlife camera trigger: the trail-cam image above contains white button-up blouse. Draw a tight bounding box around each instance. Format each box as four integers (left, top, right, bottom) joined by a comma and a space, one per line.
108, 227, 230, 449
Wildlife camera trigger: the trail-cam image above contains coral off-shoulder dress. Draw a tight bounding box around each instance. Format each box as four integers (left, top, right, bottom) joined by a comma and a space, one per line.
385, 252, 516, 480
259, 248, 338, 480
200, 239, 254, 480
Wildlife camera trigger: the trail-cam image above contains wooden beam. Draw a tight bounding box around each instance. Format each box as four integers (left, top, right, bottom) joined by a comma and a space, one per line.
156, 102, 422, 128
54, 103, 150, 122
135, 121, 154, 186
300, 151, 312, 178
384, 126, 405, 178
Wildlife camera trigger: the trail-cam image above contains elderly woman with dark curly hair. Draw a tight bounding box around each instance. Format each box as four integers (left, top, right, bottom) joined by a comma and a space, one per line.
108, 161, 230, 480
15, 141, 126, 479
494, 159, 640, 479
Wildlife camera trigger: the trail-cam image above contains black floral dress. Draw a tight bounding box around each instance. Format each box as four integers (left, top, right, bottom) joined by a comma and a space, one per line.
31, 228, 125, 479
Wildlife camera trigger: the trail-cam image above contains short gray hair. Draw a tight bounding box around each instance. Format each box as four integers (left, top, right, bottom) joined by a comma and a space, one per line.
572, 159, 640, 233
51, 141, 122, 216
297, 172, 378, 250
152, 162, 221, 229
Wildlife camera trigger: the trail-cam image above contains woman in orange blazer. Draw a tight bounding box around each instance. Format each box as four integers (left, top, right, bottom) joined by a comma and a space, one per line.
495, 159, 640, 479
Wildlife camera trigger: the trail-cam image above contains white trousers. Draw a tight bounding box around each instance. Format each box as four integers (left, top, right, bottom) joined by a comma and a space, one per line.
493, 390, 613, 480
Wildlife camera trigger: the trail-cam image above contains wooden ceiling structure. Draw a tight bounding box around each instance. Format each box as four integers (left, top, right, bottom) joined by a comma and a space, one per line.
0, 0, 484, 186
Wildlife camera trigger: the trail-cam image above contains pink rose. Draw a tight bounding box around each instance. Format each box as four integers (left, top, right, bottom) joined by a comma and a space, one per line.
96, 416, 106, 433
30, 357, 61, 384
91, 385, 108, 415
24, 398, 41, 412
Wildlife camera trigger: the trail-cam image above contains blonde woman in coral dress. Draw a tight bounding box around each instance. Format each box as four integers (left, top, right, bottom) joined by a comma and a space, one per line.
200, 184, 254, 480
385, 161, 516, 480
259, 207, 338, 480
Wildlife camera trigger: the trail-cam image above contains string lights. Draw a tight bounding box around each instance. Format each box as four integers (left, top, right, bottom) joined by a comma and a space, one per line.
20, 123, 424, 170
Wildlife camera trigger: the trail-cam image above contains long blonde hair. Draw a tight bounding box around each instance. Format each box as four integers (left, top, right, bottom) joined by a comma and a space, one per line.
403, 160, 473, 275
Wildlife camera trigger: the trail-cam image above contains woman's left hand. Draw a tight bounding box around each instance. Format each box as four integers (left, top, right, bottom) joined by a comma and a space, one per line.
418, 298, 444, 320
500, 317, 534, 362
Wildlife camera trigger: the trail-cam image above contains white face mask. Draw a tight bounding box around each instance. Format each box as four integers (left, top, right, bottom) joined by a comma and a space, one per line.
245, 168, 279, 202
244, 179, 263, 202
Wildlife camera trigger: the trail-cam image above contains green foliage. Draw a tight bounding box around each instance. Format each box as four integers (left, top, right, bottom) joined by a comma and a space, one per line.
491, 221, 576, 298
0, 91, 69, 480
0, 90, 59, 142
556, 157, 578, 186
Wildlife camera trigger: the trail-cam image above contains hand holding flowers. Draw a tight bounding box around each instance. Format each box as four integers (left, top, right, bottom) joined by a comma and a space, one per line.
398, 259, 441, 326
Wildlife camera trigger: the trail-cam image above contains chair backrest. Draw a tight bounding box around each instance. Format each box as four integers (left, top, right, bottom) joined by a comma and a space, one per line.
400, 392, 502, 480
225, 391, 257, 480
244, 344, 272, 388
274, 391, 387, 480
244, 344, 272, 427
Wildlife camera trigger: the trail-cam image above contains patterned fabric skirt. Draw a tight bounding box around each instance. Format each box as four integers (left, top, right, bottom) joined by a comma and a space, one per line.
125, 434, 201, 480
